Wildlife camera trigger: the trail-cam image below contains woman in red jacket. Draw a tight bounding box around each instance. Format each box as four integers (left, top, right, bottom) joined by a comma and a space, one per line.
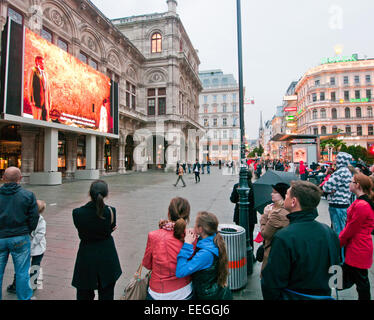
142, 197, 194, 300
339, 173, 374, 300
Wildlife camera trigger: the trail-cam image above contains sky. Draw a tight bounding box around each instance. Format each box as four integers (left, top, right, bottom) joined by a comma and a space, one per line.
91, 0, 374, 139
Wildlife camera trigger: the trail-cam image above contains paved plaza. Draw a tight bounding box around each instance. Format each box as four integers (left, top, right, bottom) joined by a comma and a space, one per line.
1, 167, 373, 300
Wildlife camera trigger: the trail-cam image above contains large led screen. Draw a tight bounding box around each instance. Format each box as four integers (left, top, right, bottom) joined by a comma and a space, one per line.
23, 28, 113, 133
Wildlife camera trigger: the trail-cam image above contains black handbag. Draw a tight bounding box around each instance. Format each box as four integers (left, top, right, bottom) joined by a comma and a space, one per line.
256, 244, 265, 262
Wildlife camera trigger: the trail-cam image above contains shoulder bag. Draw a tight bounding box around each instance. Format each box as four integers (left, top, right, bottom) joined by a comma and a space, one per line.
121, 263, 151, 300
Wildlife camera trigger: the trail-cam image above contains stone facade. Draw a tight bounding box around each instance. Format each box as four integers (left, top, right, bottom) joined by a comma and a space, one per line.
0, 0, 203, 182
198, 70, 241, 163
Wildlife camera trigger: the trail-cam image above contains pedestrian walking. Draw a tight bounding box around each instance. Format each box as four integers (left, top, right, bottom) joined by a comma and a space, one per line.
187, 162, 192, 174
142, 197, 193, 300
339, 173, 374, 300
0, 167, 39, 300
259, 183, 290, 274
261, 180, 340, 300
230, 170, 257, 255
207, 160, 211, 174
218, 160, 222, 170
72, 180, 122, 300
174, 165, 186, 187
7, 199, 47, 294
193, 160, 201, 183
176, 211, 232, 300
322, 152, 353, 236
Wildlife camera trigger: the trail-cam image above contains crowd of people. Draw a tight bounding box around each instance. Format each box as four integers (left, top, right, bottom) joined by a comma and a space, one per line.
1, 149, 374, 301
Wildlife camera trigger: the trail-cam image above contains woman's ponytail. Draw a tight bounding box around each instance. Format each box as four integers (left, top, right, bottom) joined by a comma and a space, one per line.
89, 180, 108, 220
214, 232, 229, 287
174, 218, 187, 241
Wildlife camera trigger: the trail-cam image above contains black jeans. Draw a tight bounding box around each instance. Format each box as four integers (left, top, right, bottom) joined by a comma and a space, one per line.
194, 172, 200, 183
342, 263, 371, 300
76, 281, 116, 300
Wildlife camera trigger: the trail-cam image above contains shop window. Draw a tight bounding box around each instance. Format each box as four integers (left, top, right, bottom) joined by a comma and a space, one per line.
105, 138, 112, 171
58, 132, 66, 173
77, 136, 86, 169
0, 125, 21, 176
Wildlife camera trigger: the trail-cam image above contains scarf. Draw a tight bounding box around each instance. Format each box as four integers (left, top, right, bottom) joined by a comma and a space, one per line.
358, 194, 374, 211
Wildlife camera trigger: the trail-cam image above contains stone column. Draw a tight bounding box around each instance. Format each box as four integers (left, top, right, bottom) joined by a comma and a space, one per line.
30, 128, 61, 185
65, 133, 78, 180
97, 136, 106, 176
20, 127, 38, 183
118, 130, 127, 174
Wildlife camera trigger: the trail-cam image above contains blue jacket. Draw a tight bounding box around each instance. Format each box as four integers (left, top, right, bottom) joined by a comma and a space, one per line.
0, 183, 39, 239
176, 234, 218, 278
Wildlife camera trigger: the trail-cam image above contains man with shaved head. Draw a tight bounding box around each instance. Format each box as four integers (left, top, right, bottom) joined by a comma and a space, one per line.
0, 166, 39, 300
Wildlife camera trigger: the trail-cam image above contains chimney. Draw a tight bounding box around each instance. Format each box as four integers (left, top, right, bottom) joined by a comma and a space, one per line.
167, 0, 177, 14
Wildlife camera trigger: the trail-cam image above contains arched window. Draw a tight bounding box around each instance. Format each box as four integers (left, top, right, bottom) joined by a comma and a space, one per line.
345, 125, 351, 134
321, 126, 327, 134
368, 124, 373, 135
368, 106, 373, 117
312, 109, 318, 120
356, 107, 362, 118
345, 107, 351, 118
320, 108, 326, 119
332, 126, 338, 133
331, 108, 337, 119
357, 125, 362, 136
151, 33, 162, 53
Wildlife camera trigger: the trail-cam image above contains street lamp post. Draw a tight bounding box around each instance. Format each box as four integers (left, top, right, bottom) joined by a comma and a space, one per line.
236, 0, 252, 275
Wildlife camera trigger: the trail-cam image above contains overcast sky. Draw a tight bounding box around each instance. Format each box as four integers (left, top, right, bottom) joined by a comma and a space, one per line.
91, 0, 374, 139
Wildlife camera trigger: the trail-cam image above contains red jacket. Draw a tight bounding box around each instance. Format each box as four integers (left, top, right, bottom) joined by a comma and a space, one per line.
299, 161, 306, 175
340, 199, 374, 269
142, 228, 192, 293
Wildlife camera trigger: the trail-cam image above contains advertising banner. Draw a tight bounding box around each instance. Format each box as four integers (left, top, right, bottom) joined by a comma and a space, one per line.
22, 28, 113, 133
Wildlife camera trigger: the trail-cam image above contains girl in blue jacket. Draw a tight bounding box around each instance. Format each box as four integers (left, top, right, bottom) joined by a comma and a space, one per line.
176, 211, 232, 300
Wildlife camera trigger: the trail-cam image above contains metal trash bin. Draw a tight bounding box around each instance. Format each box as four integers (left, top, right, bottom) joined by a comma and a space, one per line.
218, 224, 247, 290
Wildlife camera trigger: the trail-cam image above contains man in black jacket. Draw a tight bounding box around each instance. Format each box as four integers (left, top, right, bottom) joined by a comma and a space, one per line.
0, 167, 39, 300
230, 170, 257, 254
261, 180, 340, 300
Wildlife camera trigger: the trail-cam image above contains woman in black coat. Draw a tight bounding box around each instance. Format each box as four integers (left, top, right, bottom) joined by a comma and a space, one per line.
72, 180, 122, 300
230, 171, 257, 251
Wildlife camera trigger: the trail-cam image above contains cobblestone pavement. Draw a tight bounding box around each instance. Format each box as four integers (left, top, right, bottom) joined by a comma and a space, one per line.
1, 167, 373, 300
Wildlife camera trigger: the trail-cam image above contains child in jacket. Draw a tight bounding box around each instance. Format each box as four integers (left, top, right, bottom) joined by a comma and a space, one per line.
7, 200, 46, 293
176, 212, 232, 300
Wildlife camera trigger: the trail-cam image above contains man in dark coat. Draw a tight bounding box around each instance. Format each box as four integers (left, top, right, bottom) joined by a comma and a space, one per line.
0, 167, 39, 300
230, 171, 257, 255
261, 180, 341, 300
193, 160, 201, 183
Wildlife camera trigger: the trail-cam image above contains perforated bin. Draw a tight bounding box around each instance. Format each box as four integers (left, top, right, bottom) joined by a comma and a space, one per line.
218, 224, 248, 290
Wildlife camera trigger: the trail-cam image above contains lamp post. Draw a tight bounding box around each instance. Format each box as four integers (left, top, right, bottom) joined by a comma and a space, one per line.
236, 0, 252, 275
